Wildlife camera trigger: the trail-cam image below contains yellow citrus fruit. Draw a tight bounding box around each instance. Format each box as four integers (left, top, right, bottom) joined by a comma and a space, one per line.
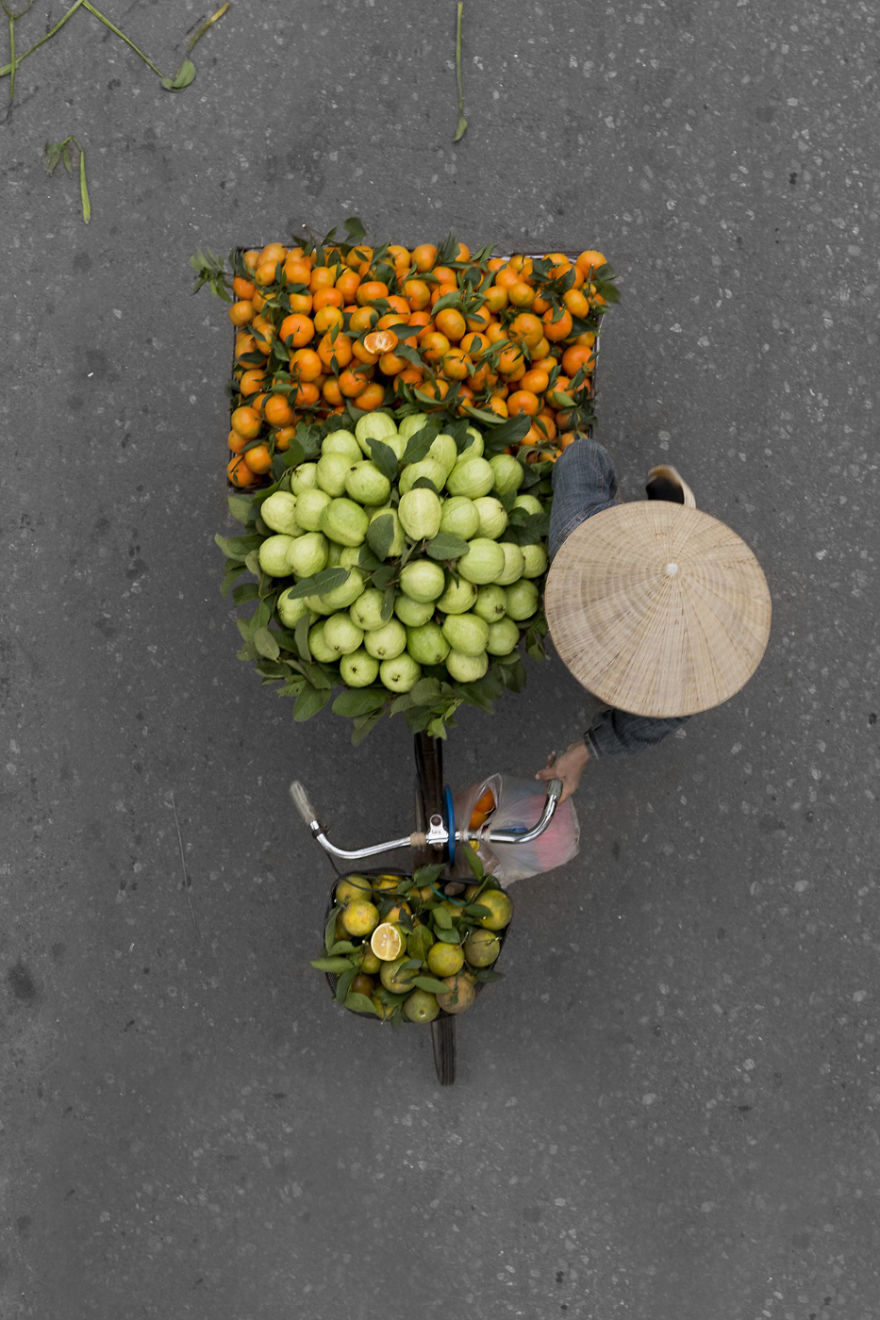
350, 972, 375, 997
359, 945, 381, 974
335, 875, 374, 904
372, 873, 402, 892
403, 989, 439, 1023
427, 941, 465, 977
379, 958, 420, 994
384, 901, 411, 924
341, 899, 380, 937
474, 889, 512, 930
463, 927, 501, 967
436, 972, 477, 1014
370, 922, 404, 961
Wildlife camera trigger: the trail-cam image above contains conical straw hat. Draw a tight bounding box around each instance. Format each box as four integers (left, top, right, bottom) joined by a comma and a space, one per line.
544, 502, 771, 717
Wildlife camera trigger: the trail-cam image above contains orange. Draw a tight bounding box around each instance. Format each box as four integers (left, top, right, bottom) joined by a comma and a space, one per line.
561, 343, 595, 376
232, 275, 256, 300
335, 267, 361, 303
283, 254, 312, 285
227, 454, 258, 487
519, 367, 550, 396
259, 242, 287, 266
363, 329, 399, 355
279, 313, 314, 348
228, 300, 254, 326
508, 281, 535, 308
576, 250, 607, 276
321, 376, 343, 406
440, 347, 473, 380
506, 390, 540, 416
289, 348, 323, 382
293, 381, 320, 408
338, 367, 370, 397
313, 305, 344, 335
241, 249, 260, 273
562, 287, 590, 319
430, 282, 458, 308
356, 280, 390, 305
243, 442, 273, 475
345, 244, 373, 274
411, 243, 438, 272
482, 284, 508, 313
403, 278, 431, 310
227, 428, 249, 454
348, 305, 378, 334
286, 291, 314, 316
317, 332, 353, 369
238, 369, 266, 398
432, 264, 457, 287
312, 286, 343, 311
273, 426, 296, 451
263, 393, 296, 427
469, 788, 496, 828
254, 259, 281, 287
434, 307, 467, 342
542, 307, 573, 342
419, 331, 450, 363
309, 266, 338, 292
230, 405, 262, 439
509, 312, 544, 346
356, 381, 387, 411
495, 343, 526, 376
378, 350, 408, 375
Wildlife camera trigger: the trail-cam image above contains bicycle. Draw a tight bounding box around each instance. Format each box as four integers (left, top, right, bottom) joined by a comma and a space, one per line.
290, 734, 562, 1085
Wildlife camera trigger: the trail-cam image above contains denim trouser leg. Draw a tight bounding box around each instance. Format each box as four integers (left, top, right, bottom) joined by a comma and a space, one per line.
547, 435, 619, 562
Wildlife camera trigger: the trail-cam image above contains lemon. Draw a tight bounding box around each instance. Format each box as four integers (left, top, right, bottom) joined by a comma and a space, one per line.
436, 972, 477, 1014
463, 927, 501, 967
341, 899, 380, 937
379, 958, 420, 994
474, 889, 513, 930
403, 989, 439, 1023
370, 922, 404, 961
359, 945, 381, 974
335, 874, 374, 905
426, 941, 465, 977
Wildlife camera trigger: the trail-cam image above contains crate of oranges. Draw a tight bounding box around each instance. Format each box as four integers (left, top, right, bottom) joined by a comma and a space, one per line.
197, 220, 618, 741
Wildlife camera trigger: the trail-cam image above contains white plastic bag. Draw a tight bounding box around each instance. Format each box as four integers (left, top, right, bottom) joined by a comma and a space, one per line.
452, 773, 580, 884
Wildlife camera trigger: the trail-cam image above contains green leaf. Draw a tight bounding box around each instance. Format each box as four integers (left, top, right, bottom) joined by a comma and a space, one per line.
310, 956, 354, 974
334, 964, 357, 1003
434, 928, 462, 944
78, 147, 91, 223
332, 689, 387, 717
368, 438, 399, 482
187, 1, 229, 52
227, 494, 254, 525
461, 845, 484, 880
350, 708, 385, 745
161, 57, 196, 90
413, 863, 446, 888
452, 114, 468, 143
432, 904, 453, 930
293, 684, 333, 722
327, 940, 360, 955
414, 975, 453, 995
324, 906, 342, 954
345, 991, 379, 1016
253, 626, 281, 660
366, 512, 395, 561
287, 567, 350, 599
293, 613, 312, 662
424, 532, 469, 561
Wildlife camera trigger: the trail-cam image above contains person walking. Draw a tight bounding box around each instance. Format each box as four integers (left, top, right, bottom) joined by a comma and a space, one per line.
535, 436, 771, 800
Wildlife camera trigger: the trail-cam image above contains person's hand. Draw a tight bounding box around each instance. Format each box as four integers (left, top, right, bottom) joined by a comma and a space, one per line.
535, 739, 590, 801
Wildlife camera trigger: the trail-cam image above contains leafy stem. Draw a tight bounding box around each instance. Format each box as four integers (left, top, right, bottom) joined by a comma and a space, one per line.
44, 135, 91, 223
452, 1, 467, 142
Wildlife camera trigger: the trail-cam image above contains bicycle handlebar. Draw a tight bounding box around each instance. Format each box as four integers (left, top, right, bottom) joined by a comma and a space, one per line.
289, 776, 564, 864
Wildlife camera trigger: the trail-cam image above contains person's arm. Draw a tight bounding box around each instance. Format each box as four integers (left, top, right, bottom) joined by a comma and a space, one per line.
536, 711, 689, 799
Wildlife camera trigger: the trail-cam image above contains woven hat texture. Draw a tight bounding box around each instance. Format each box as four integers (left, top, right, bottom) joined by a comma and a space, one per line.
544, 502, 771, 717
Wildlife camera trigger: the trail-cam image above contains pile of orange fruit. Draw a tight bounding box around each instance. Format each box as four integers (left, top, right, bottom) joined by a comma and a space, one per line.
223, 234, 616, 488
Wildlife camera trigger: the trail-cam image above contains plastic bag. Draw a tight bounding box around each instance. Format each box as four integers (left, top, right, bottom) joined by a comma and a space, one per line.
452, 773, 580, 884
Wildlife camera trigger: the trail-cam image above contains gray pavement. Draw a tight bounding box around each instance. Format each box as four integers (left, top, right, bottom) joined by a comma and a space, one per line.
3, 1, 879, 1317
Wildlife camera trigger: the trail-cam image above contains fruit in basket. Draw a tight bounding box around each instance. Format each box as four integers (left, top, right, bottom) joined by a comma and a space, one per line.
472, 496, 508, 541
504, 579, 539, 620
370, 922, 404, 961
436, 971, 477, 1015
441, 612, 489, 657
258, 534, 297, 577
486, 617, 521, 656
276, 588, 312, 628
260, 491, 302, 536
426, 941, 465, 977
435, 576, 477, 616
394, 593, 436, 627
379, 958, 420, 994
398, 559, 446, 602
488, 453, 525, 496
403, 989, 440, 1023
379, 654, 421, 692
334, 874, 374, 904
439, 495, 480, 541
398, 458, 448, 496
316, 452, 351, 496
446, 455, 495, 499
323, 613, 365, 656
319, 497, 369, 547
345, 460, 392, 506
472, 888, 513, 930
341, 899, 380, 937
321, 429, 361, 462
445, 650, 488, 683
495, 542, 526, 586
472, 584, 507, 623
338, 650, 380, 686
287, 531, 329, 578
363, 619, 407, 660
463, 928, 502, 967
405, 622, 450, 667
456, 537, 506, 585
397, 487, 443, 540
293, 487, 331, 530
349, 587, 389, 632
520, 543, 549, 578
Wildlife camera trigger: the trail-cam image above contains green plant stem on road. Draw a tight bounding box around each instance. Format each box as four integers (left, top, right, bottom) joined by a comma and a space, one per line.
453, 1, 467, 143
0, 0, 229, 89
44, 135, 91, 223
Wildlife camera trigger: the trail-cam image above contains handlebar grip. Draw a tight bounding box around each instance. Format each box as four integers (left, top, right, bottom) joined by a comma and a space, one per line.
290, 780, 318, 825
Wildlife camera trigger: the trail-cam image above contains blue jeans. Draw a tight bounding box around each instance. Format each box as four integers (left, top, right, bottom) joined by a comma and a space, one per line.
548, 436, 688, 758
